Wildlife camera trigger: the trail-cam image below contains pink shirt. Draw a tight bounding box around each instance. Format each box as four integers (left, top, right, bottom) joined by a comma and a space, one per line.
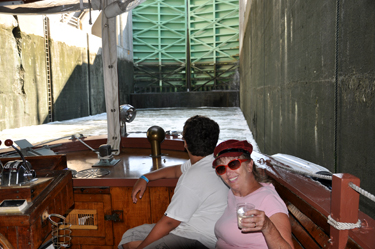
214, 183, 288, 249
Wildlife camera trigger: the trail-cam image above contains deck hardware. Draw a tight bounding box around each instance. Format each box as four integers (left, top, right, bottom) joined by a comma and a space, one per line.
120, 104, 137, 136
152, 157, 162, 170
356, 219, 374, 234
48, 214, 72, 248
1, 139, 36, 186
93, 144, 120, 167
41, 209, 50, 228
105, 210, 123, 222
147, 126, 165, 157
76, 168, 110, 178
70, 134, 119, 167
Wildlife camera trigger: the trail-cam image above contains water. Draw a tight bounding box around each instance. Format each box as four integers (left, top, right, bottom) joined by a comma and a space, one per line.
0, 107, 259, 152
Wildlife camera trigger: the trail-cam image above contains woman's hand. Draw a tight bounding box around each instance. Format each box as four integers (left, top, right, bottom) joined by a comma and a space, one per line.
132, 178, 148, 203
240, 209, 270, 233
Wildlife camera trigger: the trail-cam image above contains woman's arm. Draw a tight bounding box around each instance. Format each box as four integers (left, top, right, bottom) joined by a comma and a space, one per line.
241, 211, 294, 249
263, 213, 293, 249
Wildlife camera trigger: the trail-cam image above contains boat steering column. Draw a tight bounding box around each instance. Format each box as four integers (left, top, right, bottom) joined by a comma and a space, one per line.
0, 139, 36, 186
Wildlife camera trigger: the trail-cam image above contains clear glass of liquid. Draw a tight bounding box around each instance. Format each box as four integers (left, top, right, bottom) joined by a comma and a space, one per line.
236, 203, 255, 229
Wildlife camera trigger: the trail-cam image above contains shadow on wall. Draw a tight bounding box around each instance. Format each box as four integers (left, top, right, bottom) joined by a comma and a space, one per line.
44, 53, 134, 123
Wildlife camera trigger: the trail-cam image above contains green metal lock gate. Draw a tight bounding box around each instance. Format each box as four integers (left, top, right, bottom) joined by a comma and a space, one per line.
132, 0, 239, 93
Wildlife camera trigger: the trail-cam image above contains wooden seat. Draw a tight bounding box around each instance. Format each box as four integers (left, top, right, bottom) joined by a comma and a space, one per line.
266, 168, 363, 249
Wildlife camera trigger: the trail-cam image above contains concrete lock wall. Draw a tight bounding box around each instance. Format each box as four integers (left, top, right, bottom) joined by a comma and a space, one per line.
240, 0, 375, 218
130, 91, 239, 108
0, 13, 134, 130
0, 15, 46, 130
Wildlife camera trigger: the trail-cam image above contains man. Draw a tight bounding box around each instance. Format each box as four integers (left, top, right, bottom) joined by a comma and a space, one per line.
118, 115, 228, 249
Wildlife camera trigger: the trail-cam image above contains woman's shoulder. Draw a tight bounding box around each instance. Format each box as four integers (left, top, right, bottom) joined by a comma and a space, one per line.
260, 182, 275, 188
242, 183, 283, 205
259, 182, 279, 194
258, 184, 288, 215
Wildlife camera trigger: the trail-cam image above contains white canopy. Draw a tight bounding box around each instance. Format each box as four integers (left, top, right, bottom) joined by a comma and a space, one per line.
0, 0, 92, 14
0, 0, 143, 15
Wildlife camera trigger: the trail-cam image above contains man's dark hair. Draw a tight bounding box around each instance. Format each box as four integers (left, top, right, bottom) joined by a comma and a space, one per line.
182, 115, 220, 156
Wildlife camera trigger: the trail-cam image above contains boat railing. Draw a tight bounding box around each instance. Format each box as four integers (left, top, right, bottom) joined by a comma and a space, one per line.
256, 155, 375, 249
259, 155, 375, 204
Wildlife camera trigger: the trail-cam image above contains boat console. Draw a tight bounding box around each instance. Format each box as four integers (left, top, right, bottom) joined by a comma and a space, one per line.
0, 140, 74, 249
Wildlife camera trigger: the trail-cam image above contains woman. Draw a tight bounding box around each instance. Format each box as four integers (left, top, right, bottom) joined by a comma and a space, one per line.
212, 140, 294, 249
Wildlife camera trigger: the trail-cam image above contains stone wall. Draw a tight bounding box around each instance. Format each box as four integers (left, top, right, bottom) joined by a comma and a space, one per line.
0, 15, 47, 129
0, 13, 134, 130
240, 0, 375, 218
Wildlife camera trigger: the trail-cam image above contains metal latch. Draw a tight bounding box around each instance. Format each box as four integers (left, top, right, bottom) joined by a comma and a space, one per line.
104, 210, 123, 222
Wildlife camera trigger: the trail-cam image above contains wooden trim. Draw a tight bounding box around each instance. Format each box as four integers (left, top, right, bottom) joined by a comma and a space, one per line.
150, 187, 170, 223
330, 174, 360, 249
72, 178, 178, 188
0, 233, 15, 249
289, 215, 321, 249
288, 203, 330, 248
270, 176, 330, 233
291, 236, 304, 249
45, 135, 186, 154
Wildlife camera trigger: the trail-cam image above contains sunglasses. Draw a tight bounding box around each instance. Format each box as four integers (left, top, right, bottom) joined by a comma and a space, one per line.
214, 159, 249, 175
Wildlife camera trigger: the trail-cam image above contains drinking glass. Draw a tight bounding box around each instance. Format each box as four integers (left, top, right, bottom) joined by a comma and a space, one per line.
236, 203, 255, 229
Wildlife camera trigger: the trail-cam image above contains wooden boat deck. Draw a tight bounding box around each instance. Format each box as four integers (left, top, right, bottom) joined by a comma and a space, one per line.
67, 148, 187, 187
0, 135, 374, 248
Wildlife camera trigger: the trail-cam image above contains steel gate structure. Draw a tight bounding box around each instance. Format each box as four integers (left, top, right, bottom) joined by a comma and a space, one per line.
132, 0, 239, 93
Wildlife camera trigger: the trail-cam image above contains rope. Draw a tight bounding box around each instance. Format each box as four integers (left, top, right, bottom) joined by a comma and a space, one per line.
349, 182, 375, 202
262, 160, 375, 203
327, 215, 361, 230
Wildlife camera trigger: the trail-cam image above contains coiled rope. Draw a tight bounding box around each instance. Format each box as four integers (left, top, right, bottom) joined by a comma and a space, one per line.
327, 215, 361, 230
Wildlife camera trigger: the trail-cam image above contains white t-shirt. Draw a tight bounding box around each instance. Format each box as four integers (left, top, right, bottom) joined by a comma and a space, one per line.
165, 154, 228, 248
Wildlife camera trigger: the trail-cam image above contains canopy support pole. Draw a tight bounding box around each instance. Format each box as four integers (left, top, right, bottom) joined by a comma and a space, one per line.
102, 0, 120, 155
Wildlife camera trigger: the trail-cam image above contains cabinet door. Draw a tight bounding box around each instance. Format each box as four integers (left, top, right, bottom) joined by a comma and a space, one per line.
111, 186, 175, 247
68, 191, 113, 247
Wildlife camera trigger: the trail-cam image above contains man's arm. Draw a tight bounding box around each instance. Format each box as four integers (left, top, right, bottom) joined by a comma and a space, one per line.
132, 165, 182, 203
144, 164, 183, 180
136, 215, 181, 249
